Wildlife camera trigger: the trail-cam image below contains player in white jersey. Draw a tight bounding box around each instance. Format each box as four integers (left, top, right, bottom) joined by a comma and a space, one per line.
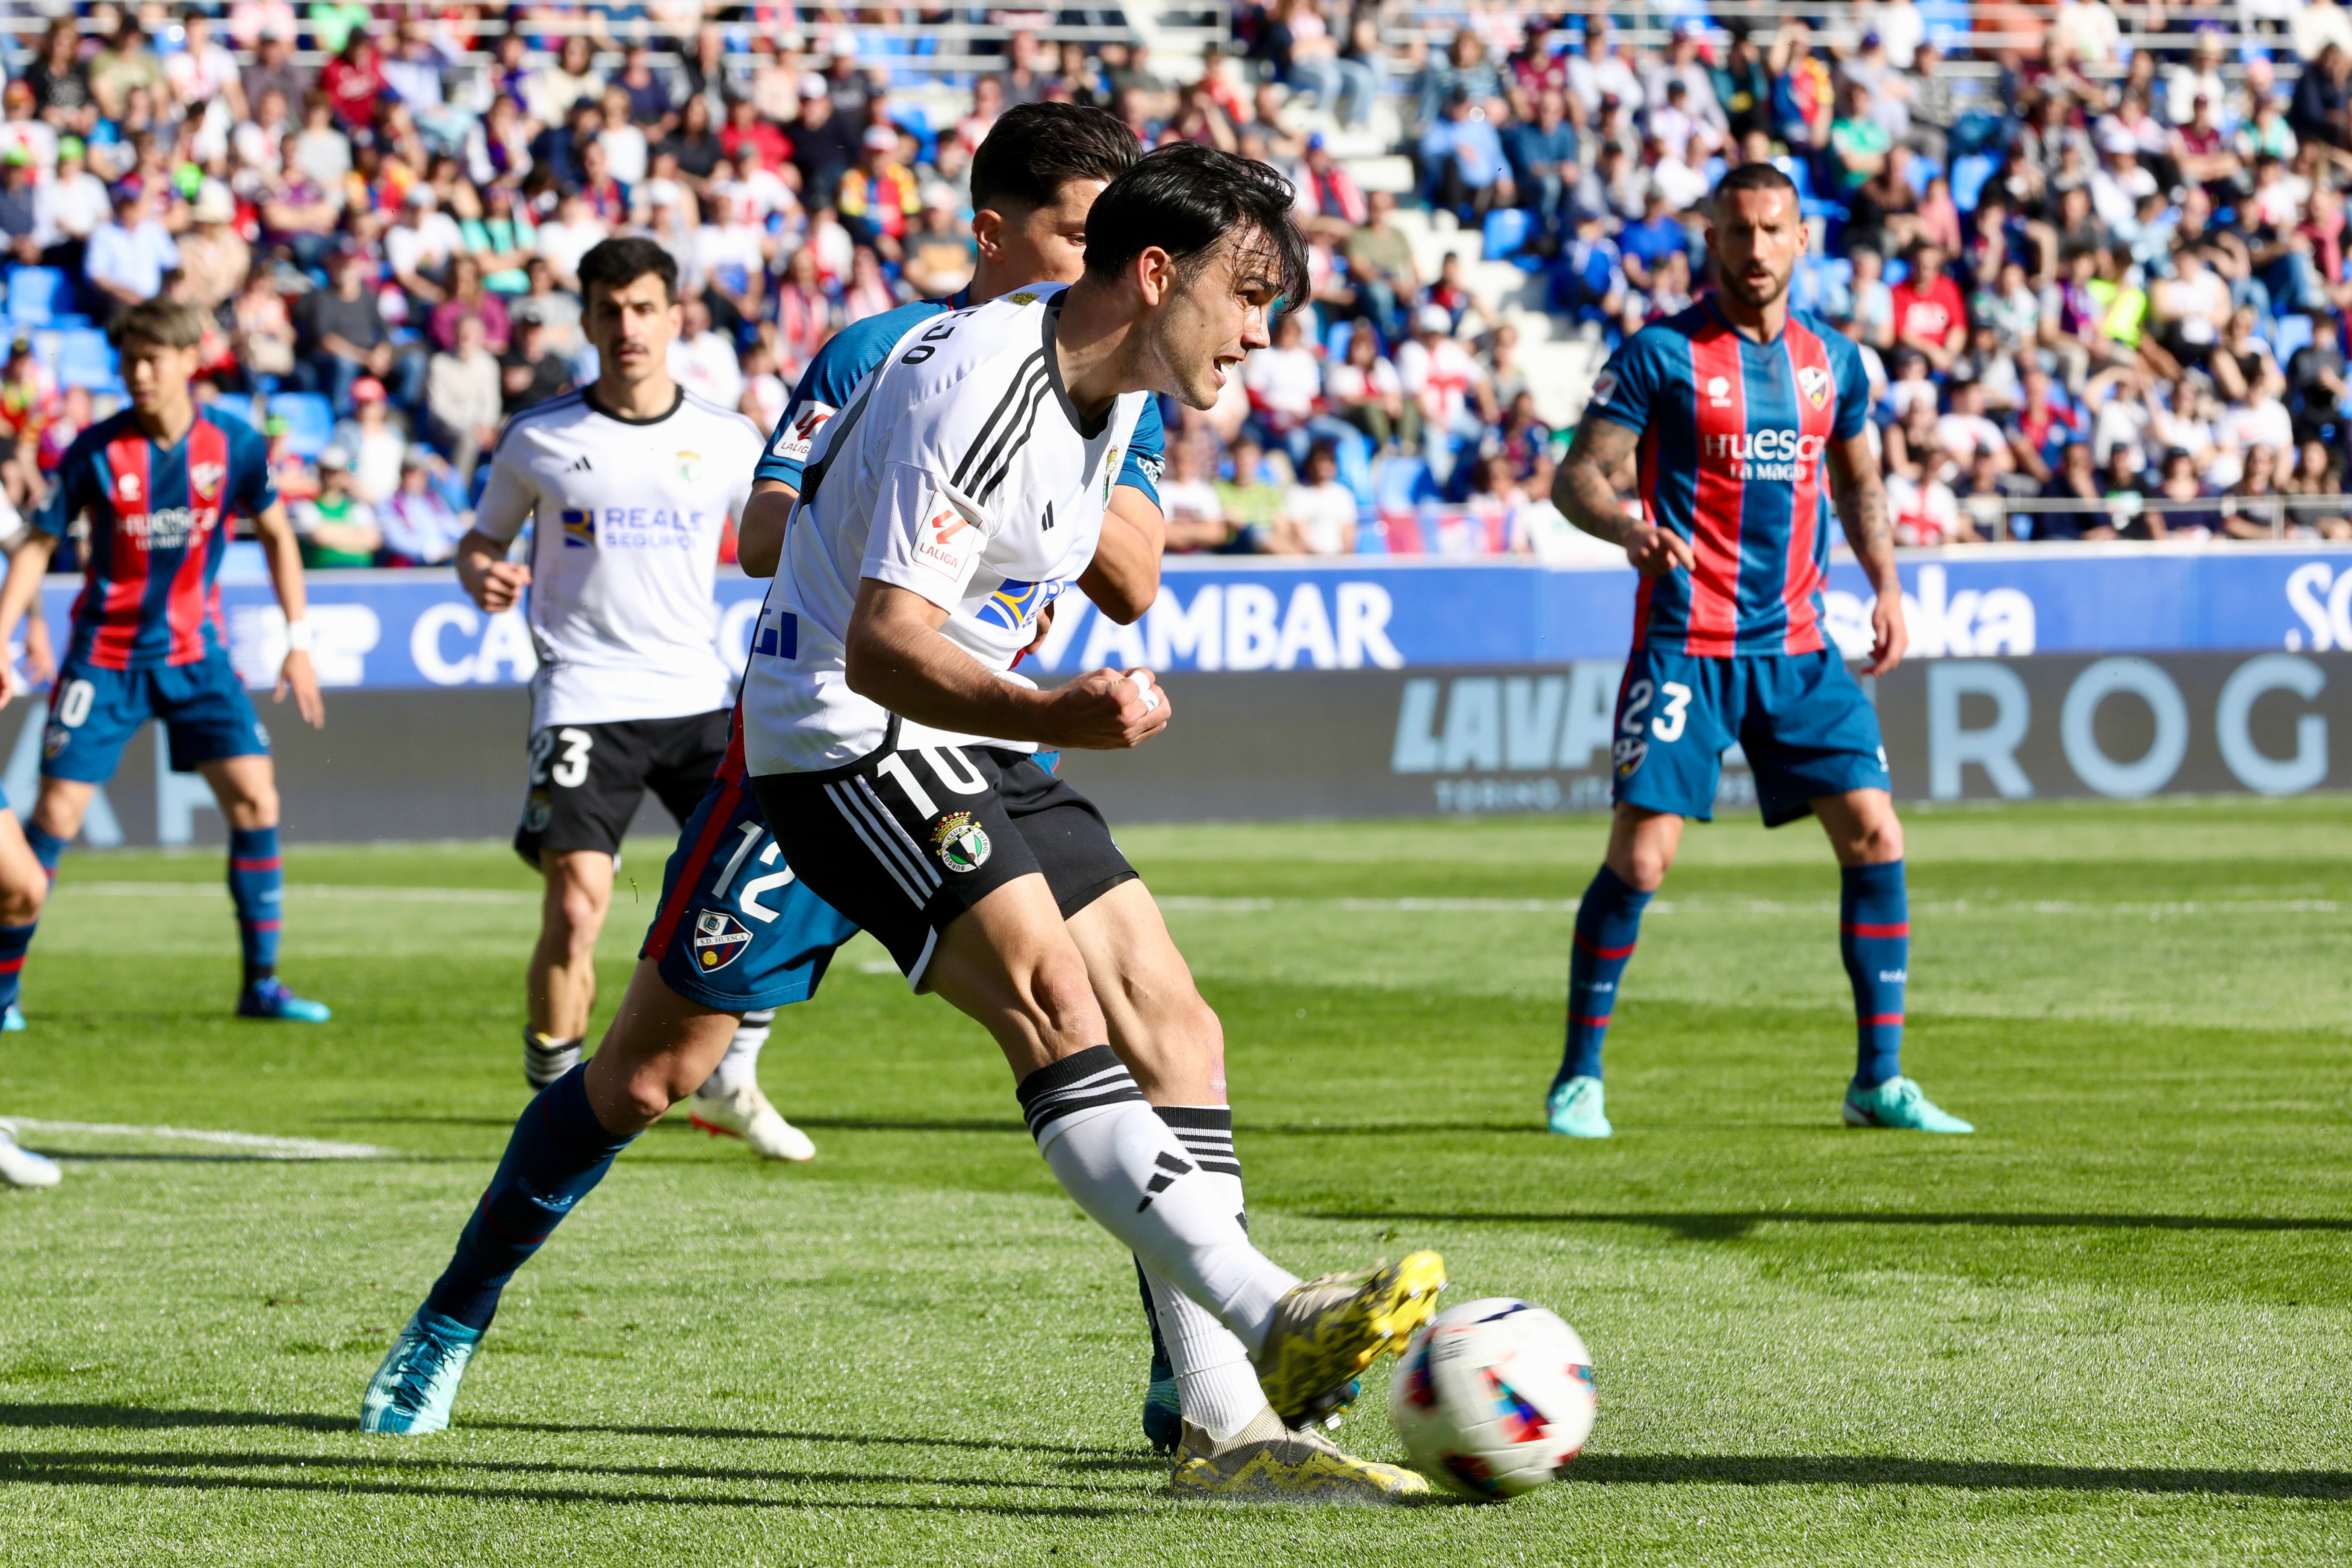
726, 146, 1443, 1499
454, 238, 809, 1158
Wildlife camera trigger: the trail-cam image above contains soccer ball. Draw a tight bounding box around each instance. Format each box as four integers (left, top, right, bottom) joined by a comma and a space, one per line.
1387, 1297, 1597, 1499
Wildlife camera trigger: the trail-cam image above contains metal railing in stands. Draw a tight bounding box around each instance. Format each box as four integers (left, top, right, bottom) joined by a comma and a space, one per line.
1967, 492, 2352, 543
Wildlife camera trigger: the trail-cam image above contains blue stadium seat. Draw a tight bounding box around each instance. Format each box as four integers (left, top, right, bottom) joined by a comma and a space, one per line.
1481, 207, 1532, 261
266, 391, 335, 458
5, 266, 69, 327
2273, 313, 2315, 362
1375, 455, 1432, 513
1885, 258, 1910, 287
1325, 318, 1354, 361
1951, 153, 1997, 215
200, 394, 259, 433
1905, 156, 1942, 197
55, 329, 117, 389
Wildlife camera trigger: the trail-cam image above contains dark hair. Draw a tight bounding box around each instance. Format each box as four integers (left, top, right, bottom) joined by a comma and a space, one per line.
1083, 142, 1309, 316
576, 236, 678, 307
1714, 160, 1798, 208
969, 101, 1139, 215
107, 298, 207, 351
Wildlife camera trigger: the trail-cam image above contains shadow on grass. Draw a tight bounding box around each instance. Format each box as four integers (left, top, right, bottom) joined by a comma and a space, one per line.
0, 1403, 1130, 1457
1303, 1211, 2352, 1241
0, 1452, 1132, 1516
20, 1150, 465, 1166
1576, 1453, 2352, 1500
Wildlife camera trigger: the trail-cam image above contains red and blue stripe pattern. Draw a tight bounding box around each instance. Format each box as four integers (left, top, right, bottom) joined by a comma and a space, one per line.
1592, 300, 1868, 658
37, 410, 277, 670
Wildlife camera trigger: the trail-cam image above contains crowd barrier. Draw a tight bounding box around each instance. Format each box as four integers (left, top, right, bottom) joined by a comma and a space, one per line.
12, 545, 2352, 844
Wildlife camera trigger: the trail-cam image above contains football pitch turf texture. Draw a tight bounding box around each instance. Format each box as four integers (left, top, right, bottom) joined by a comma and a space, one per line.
2, 797, 2349, 1565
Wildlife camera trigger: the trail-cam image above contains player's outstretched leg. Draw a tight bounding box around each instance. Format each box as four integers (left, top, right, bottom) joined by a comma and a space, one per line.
924, 881, 1444, 1429
199, 760, 327, 1021
363, 963, 740, 1432
687, 1008, 816, 1161
1817, 792, 1970, 1134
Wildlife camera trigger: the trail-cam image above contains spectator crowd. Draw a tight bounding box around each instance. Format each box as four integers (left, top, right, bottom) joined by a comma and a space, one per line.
2, 1, 2349, 567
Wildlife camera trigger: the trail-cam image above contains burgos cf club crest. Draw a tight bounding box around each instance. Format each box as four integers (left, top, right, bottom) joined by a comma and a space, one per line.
692, 909, 754, 971
676, 450, 702, 483
560, 508, 596, 547
931, 811, 992, 873
1797, 364, 1833, 411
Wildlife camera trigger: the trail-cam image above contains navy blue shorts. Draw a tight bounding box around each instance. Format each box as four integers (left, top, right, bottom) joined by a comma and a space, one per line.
1611, 647, 1889, 827
639, 771, 863, 1013
41, 650, 269, 784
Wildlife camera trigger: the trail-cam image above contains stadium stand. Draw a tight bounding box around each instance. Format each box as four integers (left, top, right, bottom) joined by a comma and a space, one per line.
0, 1, 2347, 561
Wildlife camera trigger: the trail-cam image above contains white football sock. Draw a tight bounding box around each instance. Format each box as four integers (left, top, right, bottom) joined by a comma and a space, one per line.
1019, 1048, 1297, 1355
1146, 1106, 1271, 1442
696, 1008, 774, 1099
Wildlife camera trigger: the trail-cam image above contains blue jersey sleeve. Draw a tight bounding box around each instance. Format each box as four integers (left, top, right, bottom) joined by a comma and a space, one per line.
1584, 327, 1667, 436
1116, 394, 1164, 507
753, 301, 944, 491
31, 428, 98, 540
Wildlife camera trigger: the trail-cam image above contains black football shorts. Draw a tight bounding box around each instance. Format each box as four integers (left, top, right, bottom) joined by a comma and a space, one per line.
751, 741, 1136, 988
514, 709, 734, 865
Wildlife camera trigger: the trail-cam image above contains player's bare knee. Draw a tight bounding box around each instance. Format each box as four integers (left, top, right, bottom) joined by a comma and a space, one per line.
0, 875, 44, 925
1021, 948, 1106, 1051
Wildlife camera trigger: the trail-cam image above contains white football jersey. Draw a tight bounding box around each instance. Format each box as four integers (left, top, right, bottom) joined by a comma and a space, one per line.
740, 286, 1147, 774
475, 387, 765, 728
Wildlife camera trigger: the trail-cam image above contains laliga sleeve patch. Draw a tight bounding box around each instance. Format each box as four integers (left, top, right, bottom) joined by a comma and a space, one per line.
771, 401, 838, 464
1589, 369, 1618, 407
911, 493, 983, 581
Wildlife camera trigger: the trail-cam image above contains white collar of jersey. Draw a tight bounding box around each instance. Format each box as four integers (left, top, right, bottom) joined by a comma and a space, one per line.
1036, 289, 1113, 440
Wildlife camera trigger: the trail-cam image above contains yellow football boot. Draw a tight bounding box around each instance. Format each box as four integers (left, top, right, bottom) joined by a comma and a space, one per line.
1251, 1250, 1446, 1426
1168, 1408, 1428, 1503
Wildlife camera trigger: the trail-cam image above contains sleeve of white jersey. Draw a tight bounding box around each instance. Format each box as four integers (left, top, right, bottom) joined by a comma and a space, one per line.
472, 428, 537, 545
857, 377, 1000, 613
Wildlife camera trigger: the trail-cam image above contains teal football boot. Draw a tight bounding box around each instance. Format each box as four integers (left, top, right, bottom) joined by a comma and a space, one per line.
1546, 1075, 1612, 1138
3, 1004, 24, 1031
1844, 1076, 1973, 1134
360, 1307, 483, 1434
238, 977, 331, 1022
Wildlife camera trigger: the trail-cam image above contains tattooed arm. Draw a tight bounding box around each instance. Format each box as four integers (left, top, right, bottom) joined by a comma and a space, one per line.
1826, 430, 1907, 675
1551, 411, 1694, 576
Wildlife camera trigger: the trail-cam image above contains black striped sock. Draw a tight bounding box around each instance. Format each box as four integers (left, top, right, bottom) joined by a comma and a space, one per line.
1154, 1105, 1240, 1177
1015, 1045, 1147, 1145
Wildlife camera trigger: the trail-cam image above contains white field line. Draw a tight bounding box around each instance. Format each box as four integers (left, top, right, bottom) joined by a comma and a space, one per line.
58, 881, 537, 905
1155, 895, 2345, 917
0, 1117, 395, 1159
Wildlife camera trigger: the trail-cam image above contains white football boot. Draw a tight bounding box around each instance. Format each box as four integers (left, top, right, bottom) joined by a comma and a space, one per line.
688, 1083, 817, 1161
0, 1125, 61, 1187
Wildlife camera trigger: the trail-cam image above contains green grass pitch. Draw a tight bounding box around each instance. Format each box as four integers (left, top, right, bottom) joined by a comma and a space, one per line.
3, 796, 2351, 1564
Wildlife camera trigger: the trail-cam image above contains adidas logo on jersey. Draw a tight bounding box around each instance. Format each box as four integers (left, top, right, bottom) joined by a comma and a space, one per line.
568, 454, 593, 472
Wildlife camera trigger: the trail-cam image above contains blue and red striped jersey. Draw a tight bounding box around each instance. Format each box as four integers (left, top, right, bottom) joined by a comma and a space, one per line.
34, 409, 278, 670
1586, 299, 1870, 657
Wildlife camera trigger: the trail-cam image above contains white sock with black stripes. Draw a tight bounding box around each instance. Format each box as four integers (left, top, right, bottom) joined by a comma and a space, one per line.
696, 1009, 774, 1100
1147, 1106, 1272, 1443
1018, 1048, 1298, 1355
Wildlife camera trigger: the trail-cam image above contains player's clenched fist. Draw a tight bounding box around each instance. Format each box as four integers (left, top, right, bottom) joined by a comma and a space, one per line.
1623, 525, 1695, 577
461, 558, 532, 613
1045, 667, 1172, 749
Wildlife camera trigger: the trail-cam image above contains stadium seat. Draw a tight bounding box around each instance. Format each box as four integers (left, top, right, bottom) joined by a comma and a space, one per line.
266, 392, 335, 458
200, 394, 259, 433
1885, 258, 1910, 287
1375, 455, 1435, 513
1905, 156, 1942, 197
5, 266, 69, 327
1951, 153, 1997, 215
55, 329, 117, 390
2273, 313, 2315, 362
1325, 318, 1354, 362
1481, 207, 1533, 261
